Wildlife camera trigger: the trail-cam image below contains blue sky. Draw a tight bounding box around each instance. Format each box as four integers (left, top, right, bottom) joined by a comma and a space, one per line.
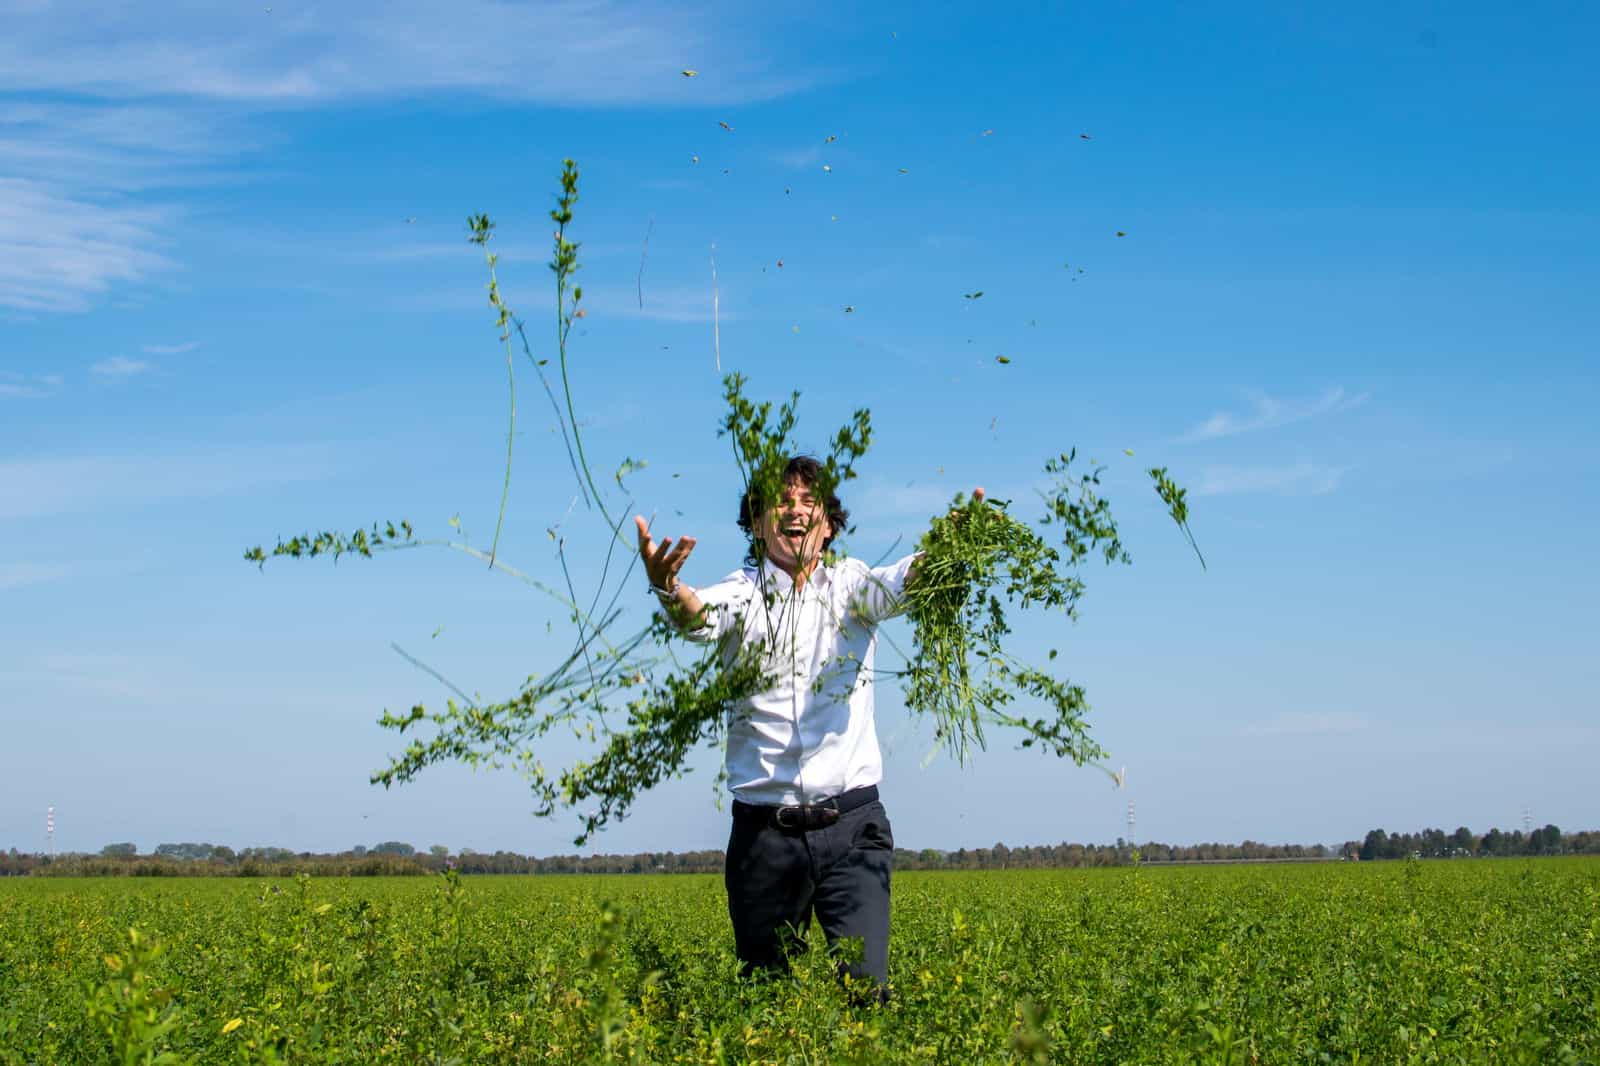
3, 2, 1596, 858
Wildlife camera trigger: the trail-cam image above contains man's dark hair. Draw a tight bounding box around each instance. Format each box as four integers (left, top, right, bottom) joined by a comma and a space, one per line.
736, 455, 850, 566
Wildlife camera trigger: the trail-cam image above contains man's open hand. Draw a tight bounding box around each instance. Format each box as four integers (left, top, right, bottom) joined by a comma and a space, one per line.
950, 486, 985, 520
634, 515, 696, 592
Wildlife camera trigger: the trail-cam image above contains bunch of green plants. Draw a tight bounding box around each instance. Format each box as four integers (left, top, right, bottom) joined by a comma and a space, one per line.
899, 449, 1192, 763
244, 158, 1199, 843
902, 490, 1097, 765
5, 861, 1599, 1063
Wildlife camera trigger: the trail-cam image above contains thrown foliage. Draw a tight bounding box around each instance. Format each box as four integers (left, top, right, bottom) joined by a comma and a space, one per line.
245, 159, 1201, 843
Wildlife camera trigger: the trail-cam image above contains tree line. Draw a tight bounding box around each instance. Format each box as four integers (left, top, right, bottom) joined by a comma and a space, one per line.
1349, 824, 1579, 861
3, 824, 1595, 877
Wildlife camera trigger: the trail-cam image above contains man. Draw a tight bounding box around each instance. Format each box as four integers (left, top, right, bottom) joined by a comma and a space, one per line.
633, 456, 982, 1000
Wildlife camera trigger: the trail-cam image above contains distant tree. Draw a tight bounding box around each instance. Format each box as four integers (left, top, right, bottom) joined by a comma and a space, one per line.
371, 841, 415, 857
1531, 824, 1561, 855
429, 845, 449, 859
1451, 826, 1475, 854
1482, 827, 1505, 855
1360, 829, 1388, 862
100, 842, 137, 858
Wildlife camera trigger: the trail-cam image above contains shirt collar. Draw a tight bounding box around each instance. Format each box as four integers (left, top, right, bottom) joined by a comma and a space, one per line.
758, 557, 832, 595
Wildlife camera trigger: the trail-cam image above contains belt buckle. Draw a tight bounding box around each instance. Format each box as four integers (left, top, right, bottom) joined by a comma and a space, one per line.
774, 806, 803, 830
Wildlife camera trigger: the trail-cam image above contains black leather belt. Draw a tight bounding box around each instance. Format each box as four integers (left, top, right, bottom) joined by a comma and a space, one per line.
733, 785, 879, 832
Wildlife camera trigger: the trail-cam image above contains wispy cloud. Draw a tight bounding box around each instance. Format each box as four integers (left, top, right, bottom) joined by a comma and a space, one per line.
1241, 711, 1368, 737
0, 3, 818, 106
90, 356, 151, 378
1193, 462, 1349, 497
0, 177, 173, 313
587, 283, 739, 324
771, 144, 825, 169
0, 6, 823, 313
141, 341, 200, 355
0, 370, 61, 399
0, 100, 249, 313
1182, 387, 1368, 443
0, 562, 74, 591
0, 445, 340, 520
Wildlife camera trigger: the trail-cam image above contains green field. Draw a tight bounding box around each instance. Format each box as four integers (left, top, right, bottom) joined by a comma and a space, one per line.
3, 860, 1597, 1064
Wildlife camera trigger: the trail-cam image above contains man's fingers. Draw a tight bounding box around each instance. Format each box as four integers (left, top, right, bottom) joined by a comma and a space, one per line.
634, 515, 652, 550
665, 537, 697, 572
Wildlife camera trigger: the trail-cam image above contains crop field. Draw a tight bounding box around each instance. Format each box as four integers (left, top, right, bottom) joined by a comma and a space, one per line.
2, 859, 1597, 1064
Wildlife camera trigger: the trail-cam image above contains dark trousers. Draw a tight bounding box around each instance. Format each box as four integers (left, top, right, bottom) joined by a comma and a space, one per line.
724, 792, 894, 998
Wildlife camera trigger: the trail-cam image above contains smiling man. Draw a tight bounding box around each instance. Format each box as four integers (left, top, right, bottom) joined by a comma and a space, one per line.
634, 456, 981, 1001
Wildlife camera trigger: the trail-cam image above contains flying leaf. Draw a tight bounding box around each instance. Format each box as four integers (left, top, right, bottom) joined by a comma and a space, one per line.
1123, 448, 1135, 456
996, 355, 1011, 364
690, 154, 700, 164
963, 291, 984, 300
615, 456, 648, 486
1116, 231, 1126, 237
822, 164, 832, 172
843, 305, 855, 313
981, 129, 994, 136
682, 69, 698, 77
718, 120, 733, 131
898, 167, 909, 174
1079, 133, 1092, 140
825, 134, 837, 143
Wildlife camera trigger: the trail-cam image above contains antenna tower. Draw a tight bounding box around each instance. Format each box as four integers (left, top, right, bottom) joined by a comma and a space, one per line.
46, 806, 55, 859
1126, 800, 1136, 845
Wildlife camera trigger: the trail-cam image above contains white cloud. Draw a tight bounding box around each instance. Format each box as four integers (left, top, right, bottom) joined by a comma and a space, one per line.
0, 5, 822, 313
1241, 712, 1369, 737
1194, 462, 1348, 497
0, 177, 173, 313
0, 371, 61, 398
0, 562, 73, 590
0, 2, 818, 106
141, 341, 200, 355
0, 445, 339, 520
586, 282, 739, 324
1182, 387, 1368, 442
90, 356, 151, 378
772, 144, 825, 169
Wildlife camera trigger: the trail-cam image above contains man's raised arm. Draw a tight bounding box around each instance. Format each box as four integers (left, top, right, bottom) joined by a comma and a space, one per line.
634, 515, 711, 632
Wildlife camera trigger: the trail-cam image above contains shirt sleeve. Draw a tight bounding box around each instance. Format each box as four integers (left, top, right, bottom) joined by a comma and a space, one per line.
846, 553, 921, 626
673, 568, 753, 644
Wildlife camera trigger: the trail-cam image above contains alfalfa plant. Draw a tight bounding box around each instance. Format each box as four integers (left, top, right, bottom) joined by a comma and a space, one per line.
246, 159, 1202, 842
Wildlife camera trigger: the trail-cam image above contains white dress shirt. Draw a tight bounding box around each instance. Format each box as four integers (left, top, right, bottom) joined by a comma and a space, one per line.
676, 554, 918, 806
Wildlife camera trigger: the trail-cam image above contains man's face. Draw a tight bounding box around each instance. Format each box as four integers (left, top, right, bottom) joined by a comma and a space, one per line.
756, 477, 833, 575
